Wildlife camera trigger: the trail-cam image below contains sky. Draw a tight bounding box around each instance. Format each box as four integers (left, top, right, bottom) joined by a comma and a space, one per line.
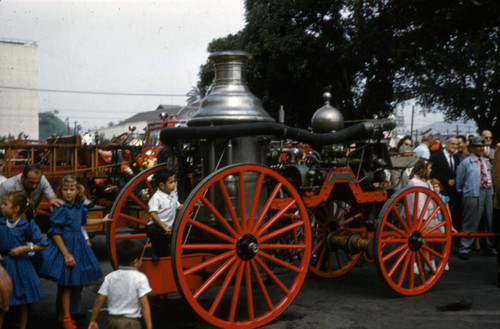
0, 0, 451, 133
0, 0, 246, 130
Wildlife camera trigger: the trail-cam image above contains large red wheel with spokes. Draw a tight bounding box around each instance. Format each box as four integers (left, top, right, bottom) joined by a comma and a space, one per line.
309, 200, 364, 278
374, 186, 452, 296
171, 164, 312, 329
107, 164, 167, 267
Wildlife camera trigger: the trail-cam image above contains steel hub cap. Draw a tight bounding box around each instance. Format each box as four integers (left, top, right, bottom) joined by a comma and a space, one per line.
408, 231, 425, 251
236, 233, 259, 260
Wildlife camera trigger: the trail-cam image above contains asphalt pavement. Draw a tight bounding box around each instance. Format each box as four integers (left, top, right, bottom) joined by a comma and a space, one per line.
7, 235, 500, 329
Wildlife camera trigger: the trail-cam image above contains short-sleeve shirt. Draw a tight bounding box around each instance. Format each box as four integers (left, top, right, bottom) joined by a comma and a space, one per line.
413, 144, 430, 160
98, 267, 152, 318
147, 189, 180, 228
0, 174, 55, 208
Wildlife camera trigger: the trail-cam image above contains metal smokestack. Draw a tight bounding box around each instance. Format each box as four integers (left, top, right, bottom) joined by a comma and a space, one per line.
188, 51, 274, 126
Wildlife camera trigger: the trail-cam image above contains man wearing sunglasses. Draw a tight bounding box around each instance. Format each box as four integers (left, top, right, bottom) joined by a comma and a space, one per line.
482, 130, 494, 162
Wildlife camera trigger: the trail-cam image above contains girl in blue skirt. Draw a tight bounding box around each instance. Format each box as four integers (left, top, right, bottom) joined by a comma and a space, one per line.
38, 176, 110, 329
0, 191, 47, 329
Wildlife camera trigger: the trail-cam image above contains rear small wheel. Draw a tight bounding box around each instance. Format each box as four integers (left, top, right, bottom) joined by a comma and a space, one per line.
375, 186, 451, 296
309, 200, 363, 278
172, 164, 311, 329
107, 164, 167, 267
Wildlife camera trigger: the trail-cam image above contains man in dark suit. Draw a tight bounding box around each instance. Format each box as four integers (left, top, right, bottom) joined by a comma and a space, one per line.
430, 136, 460, 233
430, 136, 458, 196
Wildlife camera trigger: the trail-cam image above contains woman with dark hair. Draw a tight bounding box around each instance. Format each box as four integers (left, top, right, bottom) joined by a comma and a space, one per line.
397, 135, 413, 150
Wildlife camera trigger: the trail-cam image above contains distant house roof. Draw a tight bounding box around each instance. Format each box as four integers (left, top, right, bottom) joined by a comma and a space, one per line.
119, 105, 199, 125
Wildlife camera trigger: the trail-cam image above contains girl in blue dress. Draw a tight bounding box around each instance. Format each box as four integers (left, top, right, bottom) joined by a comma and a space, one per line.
38, 175, 110, 329
0, 191, 47, 329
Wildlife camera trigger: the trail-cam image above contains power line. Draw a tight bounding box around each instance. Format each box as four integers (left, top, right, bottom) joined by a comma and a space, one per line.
0, 85, 186, 97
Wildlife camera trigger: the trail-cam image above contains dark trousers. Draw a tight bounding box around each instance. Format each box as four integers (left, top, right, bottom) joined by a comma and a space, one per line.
146, 223, 171, 257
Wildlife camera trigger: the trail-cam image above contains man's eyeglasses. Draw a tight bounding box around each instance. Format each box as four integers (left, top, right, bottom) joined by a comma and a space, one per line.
484, 136, 492, 140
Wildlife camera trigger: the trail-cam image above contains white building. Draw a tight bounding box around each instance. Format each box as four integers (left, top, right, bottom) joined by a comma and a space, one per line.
0, 39, 39, 139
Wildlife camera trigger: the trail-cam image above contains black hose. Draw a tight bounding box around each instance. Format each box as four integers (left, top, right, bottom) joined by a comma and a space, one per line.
160, 119, 395, 149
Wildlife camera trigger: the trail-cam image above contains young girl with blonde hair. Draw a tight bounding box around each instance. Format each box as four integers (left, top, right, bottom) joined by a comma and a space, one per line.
38, 176, 110, 329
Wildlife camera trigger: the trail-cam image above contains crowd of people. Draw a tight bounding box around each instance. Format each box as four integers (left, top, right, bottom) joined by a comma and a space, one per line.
0, 164, 169, 329
2, 126, 500, 327
389, 130, 500, 283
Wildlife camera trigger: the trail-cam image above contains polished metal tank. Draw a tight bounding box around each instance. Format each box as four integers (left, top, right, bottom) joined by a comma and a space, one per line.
188, 51, 273, 173
189, 51, 274, 126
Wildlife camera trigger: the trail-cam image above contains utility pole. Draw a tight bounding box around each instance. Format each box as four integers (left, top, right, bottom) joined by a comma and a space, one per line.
410, 105, 415, 141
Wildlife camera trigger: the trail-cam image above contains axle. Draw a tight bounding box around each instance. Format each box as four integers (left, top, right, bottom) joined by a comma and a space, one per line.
326, 232, 375, 259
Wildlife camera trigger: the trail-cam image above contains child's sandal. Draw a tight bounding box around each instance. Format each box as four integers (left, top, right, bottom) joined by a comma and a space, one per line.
61, 315, 77, 329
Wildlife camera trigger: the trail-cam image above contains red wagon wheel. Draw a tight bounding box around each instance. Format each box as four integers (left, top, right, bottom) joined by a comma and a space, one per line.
171, 164, 311, 329
374, 186, 451, 296
107, 164, 167, 267
309, 200, 364, 278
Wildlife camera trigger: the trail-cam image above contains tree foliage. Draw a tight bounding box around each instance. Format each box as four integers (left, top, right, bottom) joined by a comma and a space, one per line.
196, 0, 500, 134
39, 112, 69, 140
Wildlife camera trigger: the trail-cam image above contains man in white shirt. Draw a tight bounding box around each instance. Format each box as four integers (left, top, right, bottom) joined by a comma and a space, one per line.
482, 130, 494, 162
413, 134, 434, 160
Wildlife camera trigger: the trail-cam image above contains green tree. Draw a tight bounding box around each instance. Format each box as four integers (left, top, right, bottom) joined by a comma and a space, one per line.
39, 112, 69, 140
378, 0, 500, 135
197, 0, 500, 134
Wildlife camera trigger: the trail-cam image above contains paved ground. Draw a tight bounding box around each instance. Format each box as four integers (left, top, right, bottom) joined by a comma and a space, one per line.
5, 235, 500, 329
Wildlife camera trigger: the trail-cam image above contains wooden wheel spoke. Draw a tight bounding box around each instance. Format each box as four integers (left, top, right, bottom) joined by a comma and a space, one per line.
200, 195, 239, 239
245, 262, 255, 320
184, 250, 235, 276
258, 250, 301, 273
186, 218, 236, 244
228, 261, 246, 322
387, 248, 410, 277
127, 193, 149, 212
193, 255, 238, 300
254, 256, 289, 295
250, 260, 273, 311
312, 237, 325, 256
391, 205, 411, 233
408, 253, 416, 289
416, 195, 432, 225
117, 212, 148, 226
415, 253, 426, 283
251, 182, 282, 235
417, 249, 435, 275
258, 218, 303, 243
382, 221, 407, 238
182, 243, 235, 250
218, 179, 242, 234
422, 244, 444, 260
115, 233, 147, 240
340, 213, 362, 227
335, 250, 344, 269
314, 243, 328, 271
419, 206, 440, 232
208, 259, 242, 315
382, 243, 407, 263
247, 173, 264, 232
423, 221, 446, 235
259, 243, 306, 250
403, 195, 412, 231
239, 172, 247, 232
145, 178, 155, 195
412, 192, 419, 229
397, 250, 412, 286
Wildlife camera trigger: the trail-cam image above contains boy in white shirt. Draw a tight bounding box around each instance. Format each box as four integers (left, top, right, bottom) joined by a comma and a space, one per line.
146, 169, 183, 261
88, 239, 152, 329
